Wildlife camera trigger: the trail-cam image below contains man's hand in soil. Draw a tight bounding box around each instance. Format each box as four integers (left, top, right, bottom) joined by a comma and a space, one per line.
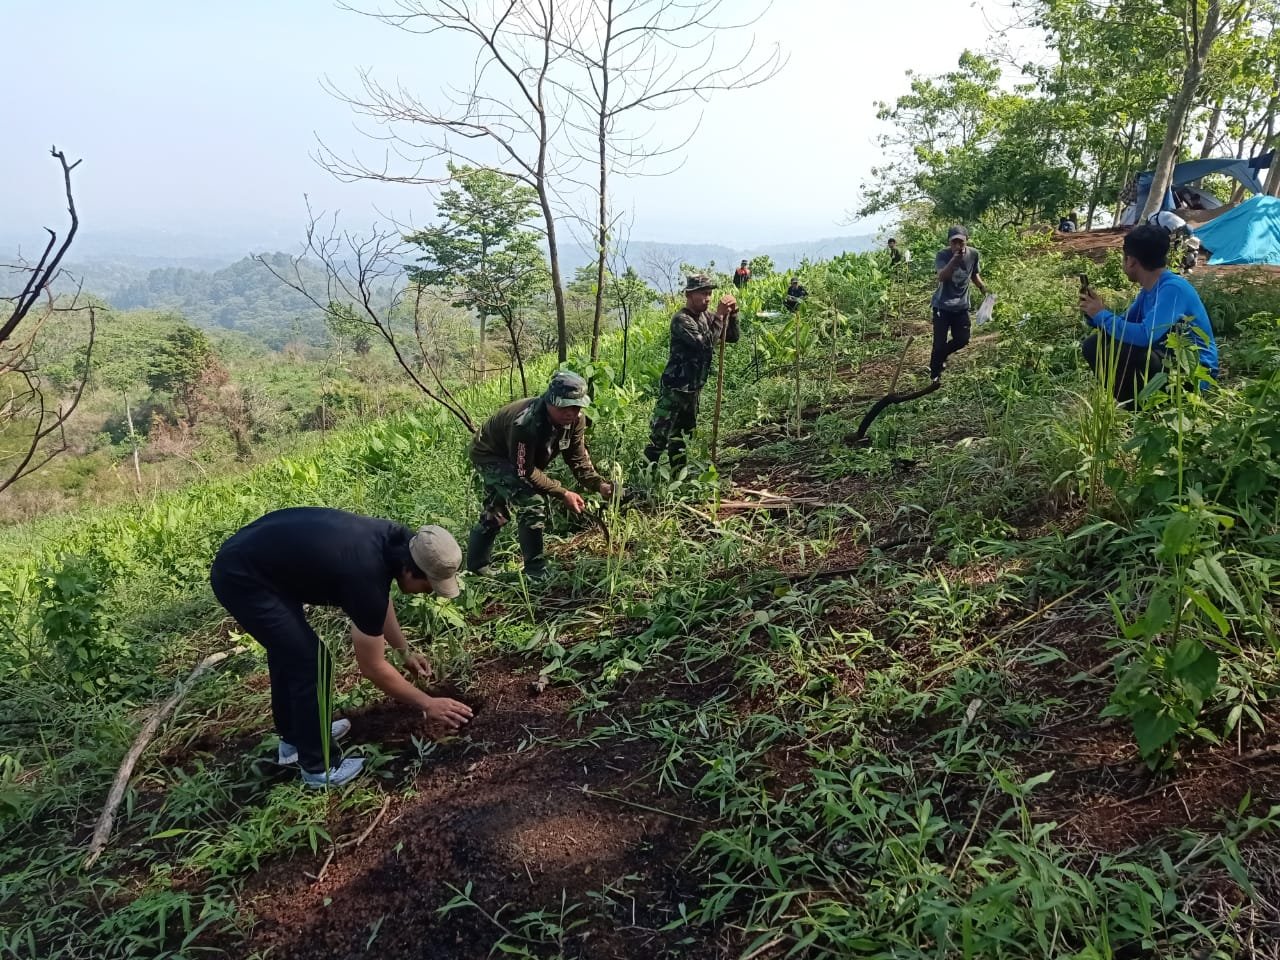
562, 490, 586, 513
424, 696, 473, 731
400, 650, 433, 682
598, 481, 614, 500
1080, 290, 1106, 320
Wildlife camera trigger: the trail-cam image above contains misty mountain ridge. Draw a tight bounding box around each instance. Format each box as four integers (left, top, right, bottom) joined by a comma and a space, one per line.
32, 232, 878, 349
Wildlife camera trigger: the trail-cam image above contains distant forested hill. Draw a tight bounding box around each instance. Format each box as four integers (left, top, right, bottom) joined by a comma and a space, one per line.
107, 254, 329, 348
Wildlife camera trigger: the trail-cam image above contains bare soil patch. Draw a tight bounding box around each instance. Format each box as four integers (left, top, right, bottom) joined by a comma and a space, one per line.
231, 659, 714, 960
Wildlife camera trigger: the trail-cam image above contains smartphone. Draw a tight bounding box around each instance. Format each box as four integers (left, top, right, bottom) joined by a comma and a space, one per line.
1078, 273, 1090, 295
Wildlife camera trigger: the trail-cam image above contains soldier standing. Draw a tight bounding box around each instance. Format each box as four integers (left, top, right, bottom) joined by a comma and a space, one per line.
466, 371, 613, 579
643, 274, 740, 470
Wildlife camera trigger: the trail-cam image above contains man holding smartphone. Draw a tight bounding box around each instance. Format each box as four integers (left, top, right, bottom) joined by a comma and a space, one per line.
1078, 224, 1218, 404
930, 225, 988, 383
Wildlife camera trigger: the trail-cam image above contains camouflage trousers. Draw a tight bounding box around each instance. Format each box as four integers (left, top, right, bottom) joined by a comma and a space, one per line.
643, 386, 700, 468
473, 462, 547, 535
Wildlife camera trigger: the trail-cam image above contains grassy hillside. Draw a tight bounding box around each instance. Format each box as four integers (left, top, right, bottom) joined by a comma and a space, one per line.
2, 233, 1279, 959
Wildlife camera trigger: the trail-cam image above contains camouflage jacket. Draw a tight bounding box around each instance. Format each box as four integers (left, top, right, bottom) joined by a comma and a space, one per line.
469, 397, 604, 497
659, 307, 741, 392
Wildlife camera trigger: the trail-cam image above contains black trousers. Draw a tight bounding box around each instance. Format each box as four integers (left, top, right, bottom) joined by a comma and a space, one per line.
210, 554, 336, 773
930, 308, 971, 378
1080, 331, 1166, 405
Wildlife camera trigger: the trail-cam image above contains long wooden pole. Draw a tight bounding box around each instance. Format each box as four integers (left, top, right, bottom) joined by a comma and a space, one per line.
710, 306, 731, 467
83, 645, 248, 868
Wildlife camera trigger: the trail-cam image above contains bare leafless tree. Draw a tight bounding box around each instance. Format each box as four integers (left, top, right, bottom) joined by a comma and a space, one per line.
256, 206, 476, 432
321, 0, 579, 363
0, 147, 96, 494
638, 245, 684, 297
552, 0, 782, 365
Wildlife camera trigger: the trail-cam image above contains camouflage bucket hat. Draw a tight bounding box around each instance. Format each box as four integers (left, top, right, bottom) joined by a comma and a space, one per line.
545, 370, 590, 408
684, 274, 715, 293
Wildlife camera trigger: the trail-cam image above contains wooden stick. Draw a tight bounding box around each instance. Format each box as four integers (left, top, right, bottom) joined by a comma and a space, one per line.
918, 586, 1087, 684
346, 795, 393, 849
710, 305, 732, 467
313, 795, 393, 883
676, 502, 766, 547
83, 645, 248, 868
888, 335, 915, 395
579, 787, 705, 824
741, 935, 788, 960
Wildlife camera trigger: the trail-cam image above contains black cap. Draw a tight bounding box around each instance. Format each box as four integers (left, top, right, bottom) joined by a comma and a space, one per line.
947, 225, 969, 240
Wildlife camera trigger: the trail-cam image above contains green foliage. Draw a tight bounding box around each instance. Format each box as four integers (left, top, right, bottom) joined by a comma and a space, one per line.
2, 232, 1279, 958
864, 3, 1280, 228
113, 254, 330, 347
863, 52, 1075, 223
146, 323, 215, 420
36, 550, 131, 698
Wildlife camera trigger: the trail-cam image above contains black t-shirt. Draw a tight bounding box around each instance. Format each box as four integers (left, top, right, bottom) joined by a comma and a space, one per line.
215, 507, 409, 636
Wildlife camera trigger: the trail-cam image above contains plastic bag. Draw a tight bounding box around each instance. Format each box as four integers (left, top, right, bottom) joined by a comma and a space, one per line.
975, 293, 996, 325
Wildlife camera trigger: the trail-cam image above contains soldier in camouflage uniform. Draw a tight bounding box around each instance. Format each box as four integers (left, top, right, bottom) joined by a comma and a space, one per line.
643, 274, 740, 469
466, 371, 613, 579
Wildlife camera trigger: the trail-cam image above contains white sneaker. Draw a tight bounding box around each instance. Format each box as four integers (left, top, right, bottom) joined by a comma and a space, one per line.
277, 718, 352, 765
300, 756, 364, 788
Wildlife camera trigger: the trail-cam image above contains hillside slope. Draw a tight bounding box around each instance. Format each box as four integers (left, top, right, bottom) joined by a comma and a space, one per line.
2, 238, 1279, 959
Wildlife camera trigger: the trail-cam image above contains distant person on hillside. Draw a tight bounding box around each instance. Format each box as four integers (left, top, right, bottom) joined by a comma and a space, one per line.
467, 371, 613, 579
644, 274, 740, 471
783, 274, 808, 313
1079, 224, 1219, 405
210, 509, 472, 788
733, 259, 751, 289
930, 225, 988, 383
1058, 213, 1078, 233
887, 238, 904, 266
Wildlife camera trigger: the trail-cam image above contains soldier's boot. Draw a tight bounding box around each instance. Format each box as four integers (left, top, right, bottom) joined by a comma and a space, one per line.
517, 523, 549, 580
466, 523, 500, 576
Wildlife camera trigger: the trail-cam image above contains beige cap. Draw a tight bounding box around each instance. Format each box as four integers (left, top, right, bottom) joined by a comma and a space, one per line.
409, 525, 462, 598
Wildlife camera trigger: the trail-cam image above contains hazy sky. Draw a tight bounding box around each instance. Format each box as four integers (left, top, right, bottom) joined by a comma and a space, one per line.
4, 0, 1028, 254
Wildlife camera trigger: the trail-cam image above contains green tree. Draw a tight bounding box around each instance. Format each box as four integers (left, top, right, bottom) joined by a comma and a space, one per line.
147, 324, 214, 425
405, 163, 549, 396
860, 52, 1077, 224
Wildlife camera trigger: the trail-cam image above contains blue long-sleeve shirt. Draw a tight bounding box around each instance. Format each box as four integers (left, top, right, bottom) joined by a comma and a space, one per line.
1089, 270, 1219, 374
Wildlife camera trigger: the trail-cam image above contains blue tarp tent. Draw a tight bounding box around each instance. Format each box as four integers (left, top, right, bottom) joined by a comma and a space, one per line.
1119, 152, 1273, 225
1192, 195, 1280, 266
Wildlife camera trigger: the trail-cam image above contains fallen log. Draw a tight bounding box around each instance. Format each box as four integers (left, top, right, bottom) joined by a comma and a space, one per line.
83, 644, 249, 869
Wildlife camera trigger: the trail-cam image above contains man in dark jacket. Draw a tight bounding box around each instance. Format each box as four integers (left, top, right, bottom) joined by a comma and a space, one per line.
643, 274, 740, 470
467, 370, 612, 578
733, 259, 751, 289
210, 509, 473, 787
783, 275, 808, 313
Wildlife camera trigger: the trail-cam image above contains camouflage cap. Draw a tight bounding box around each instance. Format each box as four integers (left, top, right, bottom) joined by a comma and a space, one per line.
684, 274, 715, 293
545, 370, 590, 408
